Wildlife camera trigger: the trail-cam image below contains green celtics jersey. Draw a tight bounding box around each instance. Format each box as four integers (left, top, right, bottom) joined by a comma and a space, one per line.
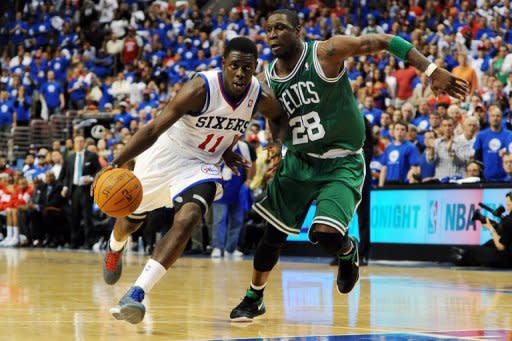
265, 41, 365, 154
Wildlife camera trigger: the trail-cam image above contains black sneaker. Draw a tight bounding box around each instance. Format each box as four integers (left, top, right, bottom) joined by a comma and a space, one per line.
336, 236, 360, 294
230, 289, 266, 322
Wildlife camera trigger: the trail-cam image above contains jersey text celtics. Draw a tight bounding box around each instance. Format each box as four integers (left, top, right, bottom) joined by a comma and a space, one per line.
265, 41, 365, 154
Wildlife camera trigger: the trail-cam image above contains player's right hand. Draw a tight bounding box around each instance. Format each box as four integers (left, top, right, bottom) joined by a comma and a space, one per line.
222, 148, 251, 176
90, 166, 114, 197
430, 67, 469, 100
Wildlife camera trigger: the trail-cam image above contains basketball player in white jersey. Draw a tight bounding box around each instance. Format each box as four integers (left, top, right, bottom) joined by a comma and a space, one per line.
95, 37, 286, 324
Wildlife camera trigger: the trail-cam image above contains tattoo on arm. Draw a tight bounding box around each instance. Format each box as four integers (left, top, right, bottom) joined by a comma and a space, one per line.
326, 40, 336, 56
360, 36, 379, 54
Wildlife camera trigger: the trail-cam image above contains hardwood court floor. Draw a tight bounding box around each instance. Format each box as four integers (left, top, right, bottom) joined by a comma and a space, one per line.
0, 248, 511, 341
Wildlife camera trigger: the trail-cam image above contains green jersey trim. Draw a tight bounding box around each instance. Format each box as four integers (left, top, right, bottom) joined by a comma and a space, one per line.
267, 42, 308, 83
312, 41, 346, 83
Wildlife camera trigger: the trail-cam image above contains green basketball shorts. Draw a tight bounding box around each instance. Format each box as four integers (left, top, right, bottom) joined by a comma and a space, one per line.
253, 150, 365, 237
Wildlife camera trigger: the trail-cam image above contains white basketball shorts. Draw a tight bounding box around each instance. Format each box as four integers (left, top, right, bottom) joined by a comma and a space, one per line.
131, 133, 223, 215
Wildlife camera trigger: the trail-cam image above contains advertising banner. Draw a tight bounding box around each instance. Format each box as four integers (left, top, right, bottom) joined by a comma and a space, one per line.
370, 188, 510, 245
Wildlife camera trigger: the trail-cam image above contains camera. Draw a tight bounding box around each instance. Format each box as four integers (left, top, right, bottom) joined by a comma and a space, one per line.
471, 209, 493, 224
471, 202, 505, 227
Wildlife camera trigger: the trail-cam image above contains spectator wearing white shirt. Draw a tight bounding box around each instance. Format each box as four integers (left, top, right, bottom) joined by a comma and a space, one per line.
111, 72, 131, 101
455, 116, 479, 174
96, 0, 118, 25
110, 11, 128, 38
384, 64, 397, 100
428, 116, 467, 179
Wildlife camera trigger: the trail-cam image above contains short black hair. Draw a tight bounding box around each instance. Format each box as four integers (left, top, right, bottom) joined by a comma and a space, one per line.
271, 9, 300, 28
223, 37, 258, 60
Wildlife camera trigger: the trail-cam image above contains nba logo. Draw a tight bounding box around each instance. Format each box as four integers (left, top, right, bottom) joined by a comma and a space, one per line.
428, 200, 438, 234
248, 99, 253, 107
305, 62, 309, 71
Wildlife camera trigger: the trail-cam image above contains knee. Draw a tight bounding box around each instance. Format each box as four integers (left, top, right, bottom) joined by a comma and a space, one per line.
310, 225, 351, 255
253, 225, 287, 272
313, 223, 338, 233
173, 204, 202, 235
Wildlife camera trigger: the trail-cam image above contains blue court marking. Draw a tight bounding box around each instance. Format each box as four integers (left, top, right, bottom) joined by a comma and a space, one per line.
211, 333, 471, 340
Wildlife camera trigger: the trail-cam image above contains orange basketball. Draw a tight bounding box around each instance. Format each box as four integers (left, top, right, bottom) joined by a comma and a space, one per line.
93, 168, 143, 218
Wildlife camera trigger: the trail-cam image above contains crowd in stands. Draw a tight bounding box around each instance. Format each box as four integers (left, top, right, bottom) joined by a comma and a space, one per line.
0, 0, 512, 251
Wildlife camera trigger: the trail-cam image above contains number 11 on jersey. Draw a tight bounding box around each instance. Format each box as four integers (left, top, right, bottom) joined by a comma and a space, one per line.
198, 133, 225, 153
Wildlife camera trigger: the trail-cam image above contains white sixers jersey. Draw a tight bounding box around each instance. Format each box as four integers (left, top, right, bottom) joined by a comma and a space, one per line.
165, 70, 261, 164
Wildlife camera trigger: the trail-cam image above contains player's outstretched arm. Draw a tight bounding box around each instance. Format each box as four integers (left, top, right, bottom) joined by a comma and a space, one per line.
112, 76, 207, 167
255, 81, 287, 145
318, 34, 469, 100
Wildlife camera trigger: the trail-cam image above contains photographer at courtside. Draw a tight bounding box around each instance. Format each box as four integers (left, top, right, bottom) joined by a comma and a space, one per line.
450, 193, 512, 268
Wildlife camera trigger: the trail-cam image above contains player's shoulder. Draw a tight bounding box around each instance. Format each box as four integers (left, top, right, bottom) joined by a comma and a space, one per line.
193, 69, 218, 84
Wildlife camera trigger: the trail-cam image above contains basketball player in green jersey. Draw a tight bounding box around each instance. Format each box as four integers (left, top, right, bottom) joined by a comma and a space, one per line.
230, 9, 469, 322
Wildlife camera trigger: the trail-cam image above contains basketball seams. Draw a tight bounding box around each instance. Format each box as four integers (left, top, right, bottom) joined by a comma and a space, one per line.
94, 168, 120, 203
94, 169, 143, 217
106, 187, 143, 213
98, 171, 139, 209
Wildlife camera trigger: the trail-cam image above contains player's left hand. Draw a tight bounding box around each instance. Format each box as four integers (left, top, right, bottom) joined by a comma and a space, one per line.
430, 68, 469, 101
90, 166, 113, 197
222, 148, 251, 176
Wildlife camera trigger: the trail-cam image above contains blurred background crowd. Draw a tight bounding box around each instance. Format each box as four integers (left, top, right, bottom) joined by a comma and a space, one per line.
0, 0, 511, 255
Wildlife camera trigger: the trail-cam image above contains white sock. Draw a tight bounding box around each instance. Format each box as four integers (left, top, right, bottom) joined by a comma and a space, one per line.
6, 226, 13, 239
250, 281, 267, 290
134, 259, 167, 293
13, 227, 19, 240
109, 232, 127, 252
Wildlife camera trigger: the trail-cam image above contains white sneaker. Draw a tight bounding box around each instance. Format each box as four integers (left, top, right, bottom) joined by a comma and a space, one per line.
19, 235, 28, 246
0, 237, 13, 246
232, 250, 244, 257
226, 250, 244, 262
4, 238, 19, 247
92, 237, 105, 252
210, 248, 222, 258
226, 250, 244, 259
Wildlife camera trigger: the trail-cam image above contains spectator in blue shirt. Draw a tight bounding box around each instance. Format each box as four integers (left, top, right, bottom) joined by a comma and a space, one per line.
501, 154, 512, 182
137, 89, 158, 114
211, 140, 256, 258
370, 141, 384, 188
473, 106, 512, 182
40, 70, 65, 116
9, 12, 29, 49
99, 76, 114, 111
0, 90, 14, 133
13, 86, 31, 126
379, 121, 421, 186
32, 149, 51, 182
31, 17, 51, 48
419, 130, 437, 181
412, 99, 431, 136
113, 101, 134, 129
29, 52, 48, 89
361, 96, 382, 127
92, 49, 113, 79
49, 49, 69, 83
379, 111, 392, 139
67, 68, 88, 110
